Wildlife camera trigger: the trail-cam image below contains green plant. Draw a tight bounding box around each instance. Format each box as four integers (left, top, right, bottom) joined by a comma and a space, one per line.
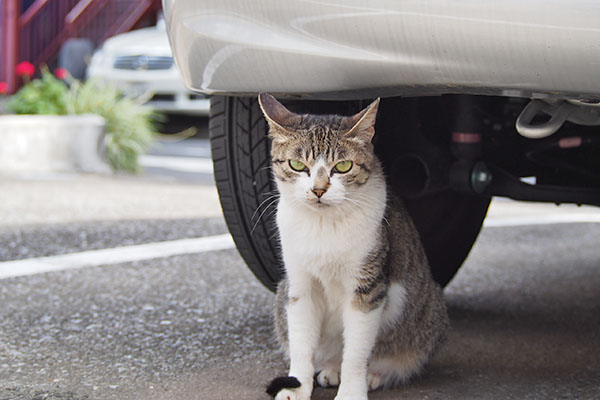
7, 67, 70, 115
68, 79, 161, 172
6, 65, 161, 172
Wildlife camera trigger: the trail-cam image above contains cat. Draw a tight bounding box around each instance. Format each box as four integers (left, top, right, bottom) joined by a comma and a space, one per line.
258, 93, 449, 400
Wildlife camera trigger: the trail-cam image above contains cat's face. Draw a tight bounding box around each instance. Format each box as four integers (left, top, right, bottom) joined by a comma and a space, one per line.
259, 94, 380, 210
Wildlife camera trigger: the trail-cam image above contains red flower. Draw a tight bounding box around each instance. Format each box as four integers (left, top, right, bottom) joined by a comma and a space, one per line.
54, 68, 69, 80
0, 81, 7, 94
15, 61, 35, 77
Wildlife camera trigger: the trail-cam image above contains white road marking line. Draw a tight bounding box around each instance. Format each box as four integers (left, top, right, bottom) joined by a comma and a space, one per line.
139, 155, 214, 173
484, 213, 600, 227
0, 234, 235, 280
2, 211, 599, 280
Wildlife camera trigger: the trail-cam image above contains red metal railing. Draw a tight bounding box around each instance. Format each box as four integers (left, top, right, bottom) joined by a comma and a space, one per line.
1, 0, 20, 93
0, 0, 161, 94
19, 0, 81, 69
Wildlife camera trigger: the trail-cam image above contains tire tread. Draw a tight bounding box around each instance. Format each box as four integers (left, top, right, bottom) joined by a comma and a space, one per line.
209, 96, 281, 291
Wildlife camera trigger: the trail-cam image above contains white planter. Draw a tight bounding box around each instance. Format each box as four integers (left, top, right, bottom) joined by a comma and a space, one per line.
0, 114, 111, 174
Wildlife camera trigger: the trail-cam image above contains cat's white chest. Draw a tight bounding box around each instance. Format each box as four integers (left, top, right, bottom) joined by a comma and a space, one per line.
277, 199, 382, 279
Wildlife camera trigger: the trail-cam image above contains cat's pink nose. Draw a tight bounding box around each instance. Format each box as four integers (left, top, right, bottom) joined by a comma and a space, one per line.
312, 188, 327, 198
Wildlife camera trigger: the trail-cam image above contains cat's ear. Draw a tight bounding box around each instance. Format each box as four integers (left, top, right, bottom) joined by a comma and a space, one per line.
258, 93, 300, 140
344, 98, 380, 143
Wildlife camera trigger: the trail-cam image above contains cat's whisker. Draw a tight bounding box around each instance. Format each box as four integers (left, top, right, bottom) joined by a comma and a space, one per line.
345, 194, 371, 204
251, 194, 280, 221
382, 216, 391, 227
258, 190, 279, 198
341, 196, 372, 210
346, 194, 392, 227
266, 206, 279, 219
351, 192, 381, 201
350, 194, 388, 210
350, 194, 393, 227
267, 226, 281, 241
251, 197, 280, 234
258, 165, 274, 173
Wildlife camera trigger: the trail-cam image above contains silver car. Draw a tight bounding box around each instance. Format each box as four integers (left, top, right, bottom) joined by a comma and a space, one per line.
163, 0, 600, 290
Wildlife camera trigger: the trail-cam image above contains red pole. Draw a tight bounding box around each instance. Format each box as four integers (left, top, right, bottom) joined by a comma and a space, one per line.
2, 0, 20, 94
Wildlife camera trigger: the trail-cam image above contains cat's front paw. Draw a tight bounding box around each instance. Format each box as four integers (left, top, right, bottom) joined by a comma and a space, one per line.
333, 394, 368, 400
316, 368, 340, 387
266, 376, 310, 400
334, 385, 368, 400
275, 388, 310, 400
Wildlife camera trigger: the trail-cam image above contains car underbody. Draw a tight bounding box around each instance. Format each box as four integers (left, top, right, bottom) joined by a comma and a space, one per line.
365, 95, 600, 207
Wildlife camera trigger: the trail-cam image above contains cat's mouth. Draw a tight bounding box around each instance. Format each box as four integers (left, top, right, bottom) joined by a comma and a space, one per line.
308, 198, 330, 208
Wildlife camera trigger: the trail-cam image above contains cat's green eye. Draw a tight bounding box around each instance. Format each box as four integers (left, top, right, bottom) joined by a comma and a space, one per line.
289, 160, 307, 172
334, 160, 353, 173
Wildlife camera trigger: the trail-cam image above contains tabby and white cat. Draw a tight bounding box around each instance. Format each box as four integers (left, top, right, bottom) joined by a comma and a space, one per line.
258, 93, 448, 400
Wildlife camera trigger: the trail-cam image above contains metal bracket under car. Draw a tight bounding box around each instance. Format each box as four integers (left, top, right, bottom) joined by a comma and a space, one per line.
516, 98, 600, 139
451, 160, 600, 206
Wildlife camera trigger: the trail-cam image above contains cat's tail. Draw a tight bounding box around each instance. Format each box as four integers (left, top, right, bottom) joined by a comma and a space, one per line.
266, 376, 301, 398
369, 351, 429, 390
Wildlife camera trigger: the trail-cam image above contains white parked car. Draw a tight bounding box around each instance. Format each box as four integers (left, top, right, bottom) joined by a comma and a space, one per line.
163, 0, 600, 291
87, 20, 209, 116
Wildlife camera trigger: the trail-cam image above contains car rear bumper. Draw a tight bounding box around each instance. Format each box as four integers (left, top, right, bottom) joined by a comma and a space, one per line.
163, 0, 600, 100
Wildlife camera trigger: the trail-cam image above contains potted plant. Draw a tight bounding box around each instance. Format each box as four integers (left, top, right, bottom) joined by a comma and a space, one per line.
0, 62, 161, 174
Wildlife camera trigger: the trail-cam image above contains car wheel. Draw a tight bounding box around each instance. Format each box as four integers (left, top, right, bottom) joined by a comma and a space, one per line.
209, 95, 489, 291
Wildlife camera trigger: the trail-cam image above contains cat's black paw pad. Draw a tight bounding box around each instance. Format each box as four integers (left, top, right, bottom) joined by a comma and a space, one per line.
266, 376, 301, 397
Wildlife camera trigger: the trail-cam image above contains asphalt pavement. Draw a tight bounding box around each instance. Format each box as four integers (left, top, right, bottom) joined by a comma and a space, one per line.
1, 137, 599, 400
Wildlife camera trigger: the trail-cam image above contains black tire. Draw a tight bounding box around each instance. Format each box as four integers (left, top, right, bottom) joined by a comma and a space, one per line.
404, 191, 489, 287
209, 96, 489, 291
210, 96, 282, 291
